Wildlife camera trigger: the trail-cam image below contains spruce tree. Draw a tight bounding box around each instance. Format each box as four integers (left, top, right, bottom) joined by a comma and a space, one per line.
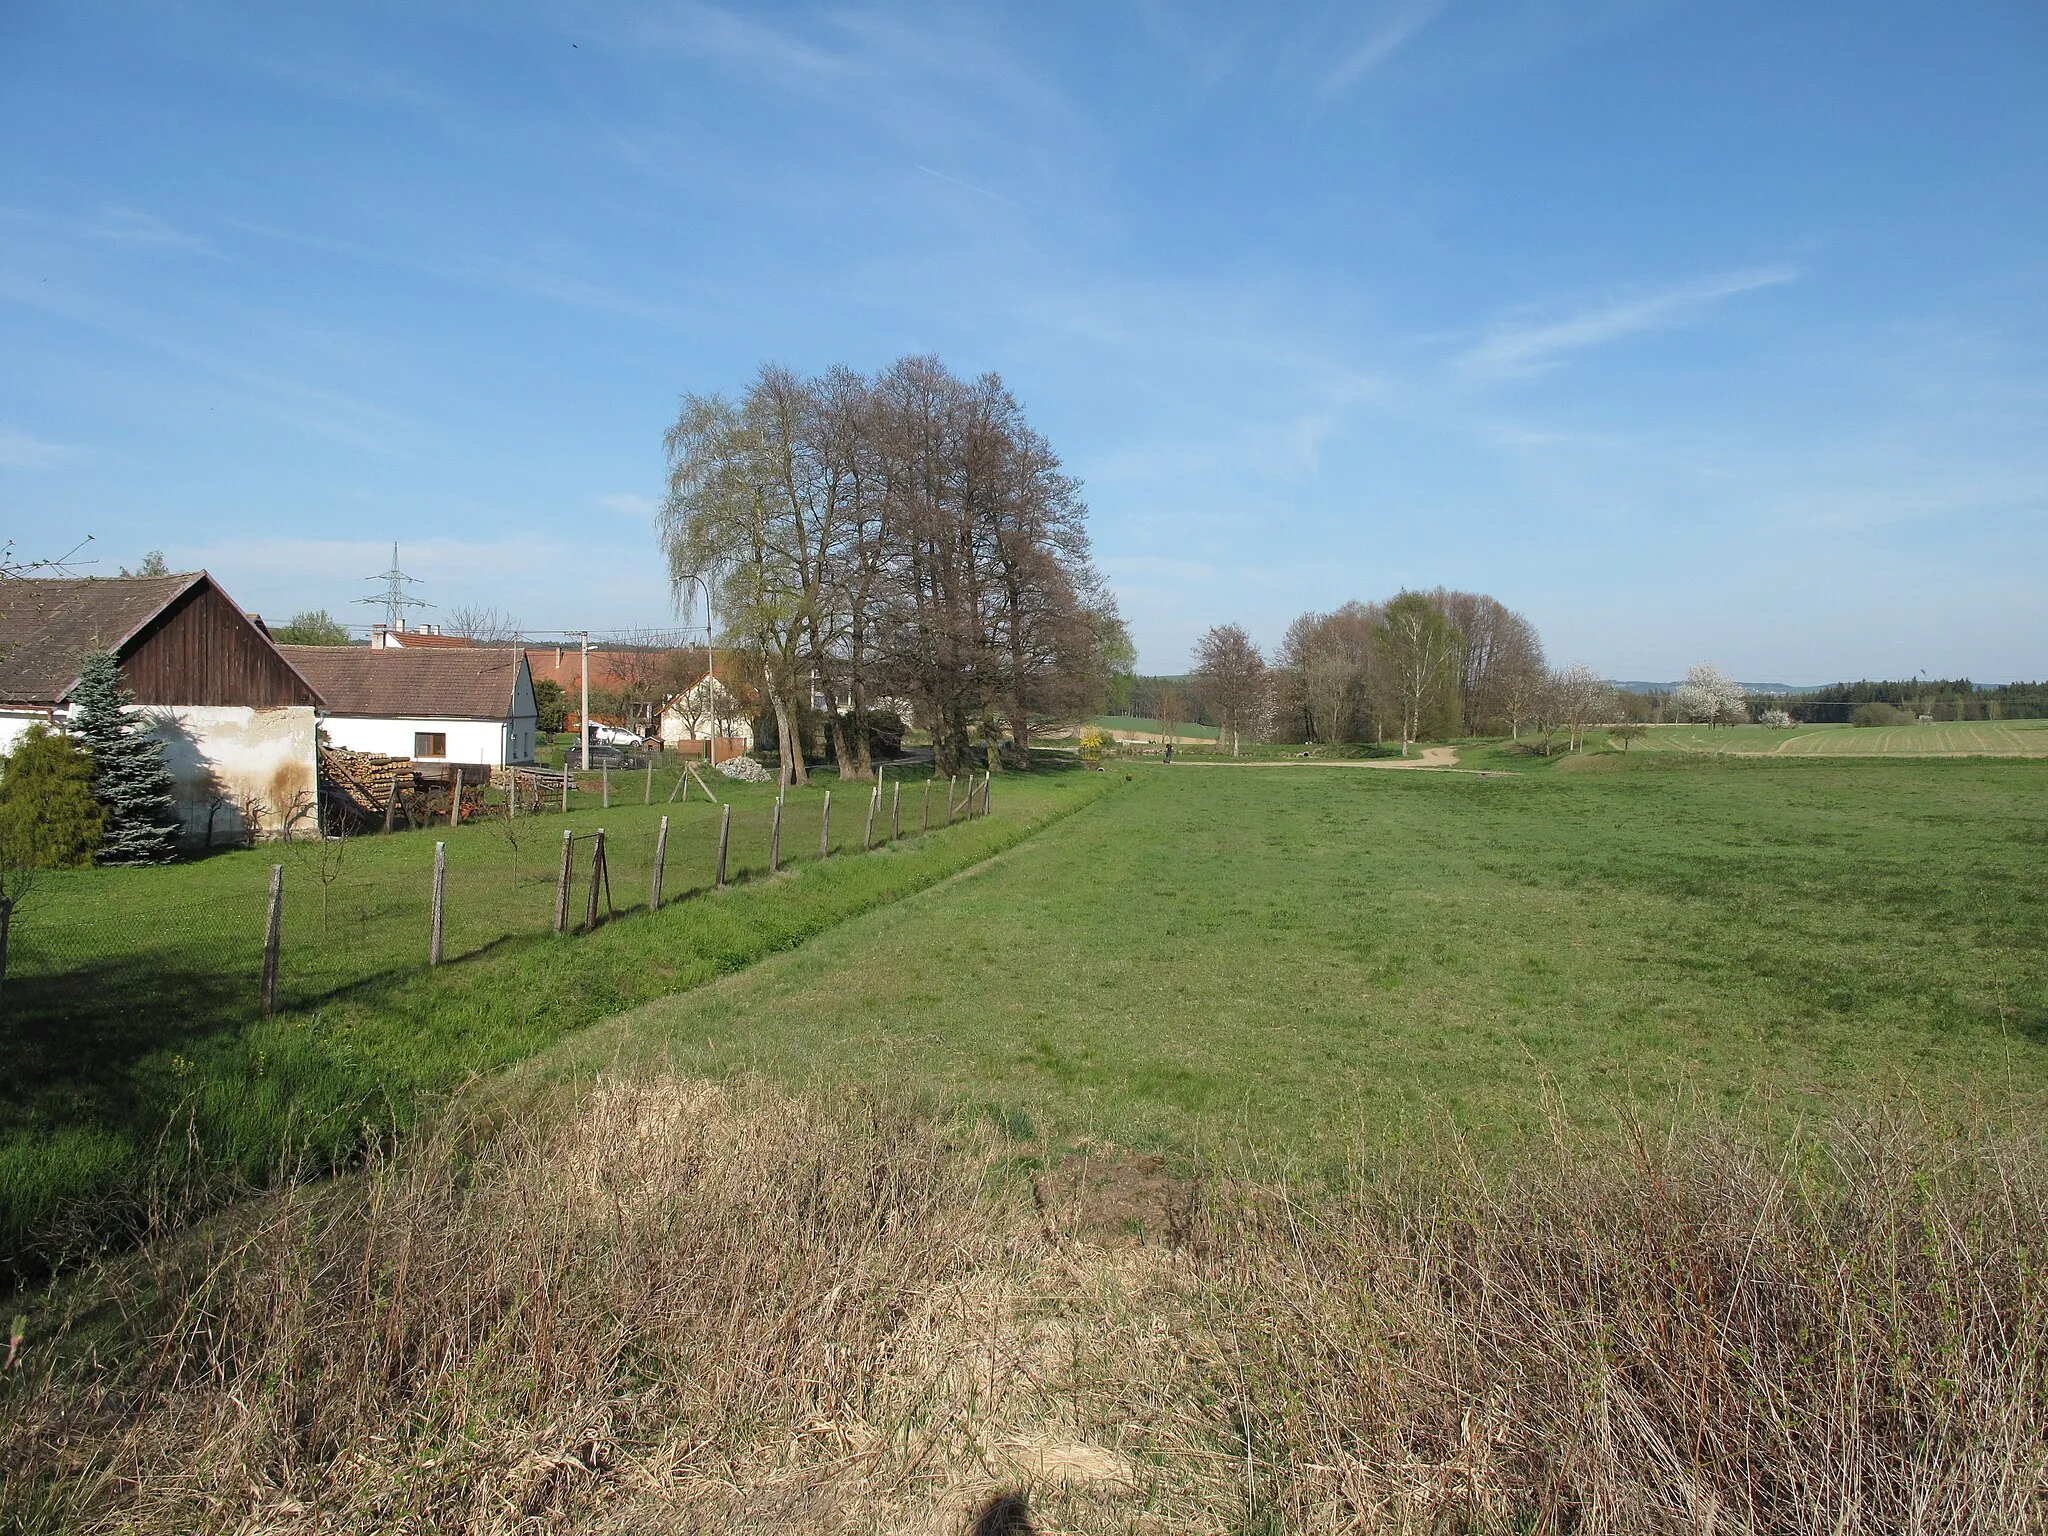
69, 651, 181, 865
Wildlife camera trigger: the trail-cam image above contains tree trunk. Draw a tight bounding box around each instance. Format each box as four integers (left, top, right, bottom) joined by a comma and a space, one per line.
770, 690, 806, 788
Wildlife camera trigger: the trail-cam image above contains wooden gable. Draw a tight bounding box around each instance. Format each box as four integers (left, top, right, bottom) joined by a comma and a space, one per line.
122, 576, 322, 709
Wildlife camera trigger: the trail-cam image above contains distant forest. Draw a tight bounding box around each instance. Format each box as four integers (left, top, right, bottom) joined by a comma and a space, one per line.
1782, 680, 2048, 723
1113, 672, 2048, 730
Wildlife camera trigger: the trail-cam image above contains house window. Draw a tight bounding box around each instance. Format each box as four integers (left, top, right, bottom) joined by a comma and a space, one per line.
414, 731, 447, 758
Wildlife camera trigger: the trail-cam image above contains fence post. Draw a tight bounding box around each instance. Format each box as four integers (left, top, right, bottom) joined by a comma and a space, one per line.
947, 774, 957, 820
820, 789, 831, 859
382, 784, 396, 834
554, 828, 573, 933
602, 767, 610, 809
645, 761, 653, 805
922, 778, 931, 833
716, 804, 731, 888
585, 828, 606, 931
561, 767, 569, 814
260, 863, 283, 1016
508, 767, 517, 820
891, 780, 900, 840
769, 796, 782, 874
651, 814, 668, 911
863, 784, 877, 850
430, 842, 447, 965
669, 766, 684, 803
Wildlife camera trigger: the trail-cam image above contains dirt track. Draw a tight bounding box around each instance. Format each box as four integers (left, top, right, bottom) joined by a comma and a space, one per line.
1172, 745, 1471, 771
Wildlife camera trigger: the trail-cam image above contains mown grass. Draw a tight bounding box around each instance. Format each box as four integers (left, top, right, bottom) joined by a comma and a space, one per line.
568, 753, 2048, 1161
0, 763, 1107, 1273
1624, 717, 2048, 756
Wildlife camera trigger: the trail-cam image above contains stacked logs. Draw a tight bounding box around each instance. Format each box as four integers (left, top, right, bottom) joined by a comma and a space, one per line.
320, 748, 413, 818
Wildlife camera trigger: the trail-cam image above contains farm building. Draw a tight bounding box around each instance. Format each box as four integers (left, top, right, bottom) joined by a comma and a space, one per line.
280, 645, 538, 766
0, 571, 324, 844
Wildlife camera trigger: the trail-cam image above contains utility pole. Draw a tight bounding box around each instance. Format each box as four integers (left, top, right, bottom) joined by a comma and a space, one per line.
577, 630, 591, 772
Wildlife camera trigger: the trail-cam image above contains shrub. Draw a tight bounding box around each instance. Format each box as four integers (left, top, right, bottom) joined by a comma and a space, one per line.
1758, 708, 1793, 729
1852, 702, 1909, 727
0, 724, 102, 869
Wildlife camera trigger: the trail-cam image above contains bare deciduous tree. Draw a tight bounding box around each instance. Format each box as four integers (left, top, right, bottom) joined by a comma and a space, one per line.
446, 605, 524, 645
1376, 593, 1463, 755
1192, 624, 1265, 755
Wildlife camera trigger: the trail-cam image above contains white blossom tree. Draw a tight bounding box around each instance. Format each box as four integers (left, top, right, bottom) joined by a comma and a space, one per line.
1675, 663, 1748, 727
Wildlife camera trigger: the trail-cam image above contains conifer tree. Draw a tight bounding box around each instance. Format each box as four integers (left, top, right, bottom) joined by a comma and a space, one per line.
69, 651, 181, 864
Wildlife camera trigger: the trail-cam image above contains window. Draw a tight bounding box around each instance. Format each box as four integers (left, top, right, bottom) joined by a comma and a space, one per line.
414, 731, 447, 758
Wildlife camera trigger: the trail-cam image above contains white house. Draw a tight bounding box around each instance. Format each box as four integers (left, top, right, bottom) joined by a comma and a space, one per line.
658, 672, 755, 760
280, 645, 538, 767
0, 572, 324, 844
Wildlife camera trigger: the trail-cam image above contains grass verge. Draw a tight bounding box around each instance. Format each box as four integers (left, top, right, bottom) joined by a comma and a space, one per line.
0, 765, 1111, 1275
5, 1074, 2043, 1532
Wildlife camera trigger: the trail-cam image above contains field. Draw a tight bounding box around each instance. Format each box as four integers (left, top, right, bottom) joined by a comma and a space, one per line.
12, 750, 2048, 1533
566, 753, 2048, 1157
0, 763, 1105, 1268
1088, 713, 1221, 740
1624, 717, 2048, 756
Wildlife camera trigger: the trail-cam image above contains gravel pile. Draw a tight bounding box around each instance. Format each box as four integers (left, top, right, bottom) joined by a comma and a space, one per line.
715, 755, 773, 783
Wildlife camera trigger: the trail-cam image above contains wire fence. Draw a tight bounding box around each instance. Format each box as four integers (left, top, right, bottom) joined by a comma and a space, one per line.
3, 766, 991, 1030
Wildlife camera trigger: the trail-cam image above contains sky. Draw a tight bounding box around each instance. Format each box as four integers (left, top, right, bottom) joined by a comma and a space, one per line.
2, 2, 2044, 681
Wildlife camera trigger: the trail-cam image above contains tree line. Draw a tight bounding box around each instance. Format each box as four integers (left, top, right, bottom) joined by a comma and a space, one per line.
660, 357, 1129, 781
1185, 590, 1617, 752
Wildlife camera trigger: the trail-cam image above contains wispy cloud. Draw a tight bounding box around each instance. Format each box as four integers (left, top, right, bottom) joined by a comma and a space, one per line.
87, 206, 216, 254
1459, 265, 1798, 380
595, 491, 657, 518
1321, 0, 1452, 94
914, 164, 1023, 210
0, 427, 78, 469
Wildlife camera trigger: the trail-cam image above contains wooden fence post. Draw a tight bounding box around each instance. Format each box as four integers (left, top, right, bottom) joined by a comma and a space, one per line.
645, 761, 653, 805
891, 780, 900, 840
947, 775, 957, 820
585, 828, 606, 930
769, 796, 782, 874
982, 774, 991, 816
508, 767, 517, 820
382, 785, 395, 834
260, 863, 283, 1016
820, 789, 831, 858
922, 778, 931, 833
430, 842, 447, 965
716, 805, 731, 888
561, 767, 569, 814
863, 784, 877, 850
602, 767, 610, 809
553, 828, 573, 933
651, 814, 668, 911
669, 766, 685, 803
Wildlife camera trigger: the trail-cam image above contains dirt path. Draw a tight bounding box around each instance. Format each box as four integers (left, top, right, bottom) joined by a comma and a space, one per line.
1173, 744, 1475, 771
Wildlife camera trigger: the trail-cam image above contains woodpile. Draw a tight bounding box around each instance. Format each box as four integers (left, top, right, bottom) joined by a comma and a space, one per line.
320, 748, 416, 822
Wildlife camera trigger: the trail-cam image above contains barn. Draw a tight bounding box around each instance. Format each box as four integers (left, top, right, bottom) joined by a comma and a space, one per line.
280, 645, 538, 767
0, 572, 324, 844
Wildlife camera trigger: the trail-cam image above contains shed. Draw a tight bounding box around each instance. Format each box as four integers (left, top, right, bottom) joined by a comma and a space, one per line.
0, 572, 324, 844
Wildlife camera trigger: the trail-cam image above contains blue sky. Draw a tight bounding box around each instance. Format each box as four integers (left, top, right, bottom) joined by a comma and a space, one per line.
3, 2, 2044, 680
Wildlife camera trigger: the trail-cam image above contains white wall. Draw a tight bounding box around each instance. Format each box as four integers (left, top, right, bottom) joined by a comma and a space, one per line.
320, 715, 516, 766
0, 710, 57, 758
147, 704, 319, 847
2, 705, 318, 847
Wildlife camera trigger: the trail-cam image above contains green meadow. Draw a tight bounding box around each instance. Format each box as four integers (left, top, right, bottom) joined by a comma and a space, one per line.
564, 752, 2048, 1159
1624, 717, 2048, 756
0, 764, 1104, 1270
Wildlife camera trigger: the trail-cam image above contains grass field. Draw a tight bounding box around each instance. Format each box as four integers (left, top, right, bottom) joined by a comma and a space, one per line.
0, 763, 1106, 1269
566, 754, 2048, 1158
1089, 714, 1221, 739
15, 752, 2048, 1531
1624, 717, 2048, 756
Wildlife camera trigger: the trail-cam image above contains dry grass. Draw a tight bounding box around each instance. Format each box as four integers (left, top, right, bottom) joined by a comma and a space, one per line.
6, 1080, 2047, 1533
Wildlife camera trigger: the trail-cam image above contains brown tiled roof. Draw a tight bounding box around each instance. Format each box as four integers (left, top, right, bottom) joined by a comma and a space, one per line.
0, 573, 202, 704
524, 645, 731, 695
281, 645, 526, 720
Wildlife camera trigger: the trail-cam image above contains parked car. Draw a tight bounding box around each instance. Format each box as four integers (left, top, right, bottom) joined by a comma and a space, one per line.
577, 743, 646, 771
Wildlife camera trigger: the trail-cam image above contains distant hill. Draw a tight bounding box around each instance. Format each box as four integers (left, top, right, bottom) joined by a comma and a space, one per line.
1613, 680, 1818, 696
